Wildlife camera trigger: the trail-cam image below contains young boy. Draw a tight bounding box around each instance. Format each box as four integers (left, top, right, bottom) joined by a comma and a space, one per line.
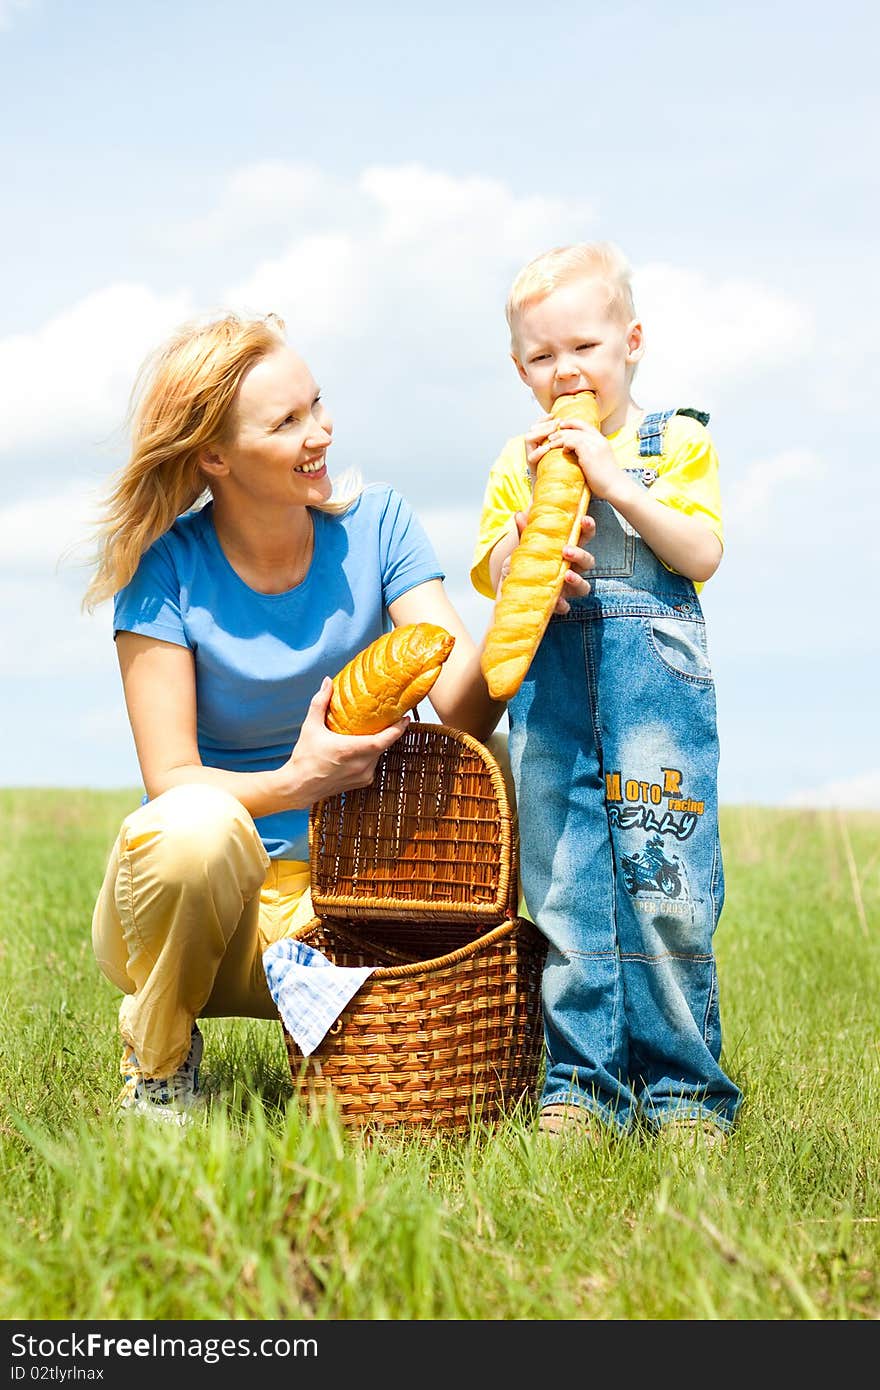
471, 242, 742, 1143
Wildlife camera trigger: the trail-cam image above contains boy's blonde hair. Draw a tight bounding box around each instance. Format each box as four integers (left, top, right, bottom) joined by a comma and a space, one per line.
506, 241, 636, 344
83, 310, 362, 611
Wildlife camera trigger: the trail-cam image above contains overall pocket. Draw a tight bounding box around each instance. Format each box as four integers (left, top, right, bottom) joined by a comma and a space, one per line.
644, 615, 714, 684
588, 498, 636, 577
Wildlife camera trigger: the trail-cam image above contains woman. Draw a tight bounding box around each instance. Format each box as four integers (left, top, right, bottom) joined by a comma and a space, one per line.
85, 310, 594, 1123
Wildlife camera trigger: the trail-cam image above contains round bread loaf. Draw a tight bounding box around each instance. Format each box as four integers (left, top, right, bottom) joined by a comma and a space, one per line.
326, 622, 455, 735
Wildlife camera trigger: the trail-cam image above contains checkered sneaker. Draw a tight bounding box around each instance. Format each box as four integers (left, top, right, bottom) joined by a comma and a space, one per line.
118, 1024, 206, 1125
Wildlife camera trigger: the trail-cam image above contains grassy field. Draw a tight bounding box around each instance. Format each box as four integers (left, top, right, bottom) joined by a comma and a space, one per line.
1, 787, 878, 1321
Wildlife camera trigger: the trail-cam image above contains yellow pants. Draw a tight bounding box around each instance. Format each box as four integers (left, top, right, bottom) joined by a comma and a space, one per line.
92, 735, 524, 1081
91, 785, 315, 1079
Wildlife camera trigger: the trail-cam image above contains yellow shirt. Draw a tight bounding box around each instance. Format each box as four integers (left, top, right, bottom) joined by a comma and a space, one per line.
470, 412, 724, 598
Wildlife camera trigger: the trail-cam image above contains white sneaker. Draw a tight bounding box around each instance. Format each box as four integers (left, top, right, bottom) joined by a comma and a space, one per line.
118, 1025, 206, 1126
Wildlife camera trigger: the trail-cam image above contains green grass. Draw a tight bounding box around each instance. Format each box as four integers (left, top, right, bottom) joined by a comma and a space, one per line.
1, 789, 879, 1320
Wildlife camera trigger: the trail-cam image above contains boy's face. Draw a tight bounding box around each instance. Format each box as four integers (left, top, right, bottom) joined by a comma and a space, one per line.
510, 276, 643, 427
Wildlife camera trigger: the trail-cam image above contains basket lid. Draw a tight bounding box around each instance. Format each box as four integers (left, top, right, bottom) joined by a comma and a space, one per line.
308, 722, 516, 923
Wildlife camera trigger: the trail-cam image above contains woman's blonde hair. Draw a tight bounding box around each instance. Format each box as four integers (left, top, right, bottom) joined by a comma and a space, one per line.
83, 310, 362, 610
506, 241, 636, 345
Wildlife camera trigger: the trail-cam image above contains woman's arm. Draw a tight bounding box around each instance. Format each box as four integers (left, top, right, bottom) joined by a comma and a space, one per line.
116, 631, 408, 812
391, 513, 598, 738
387, 580, 505, 741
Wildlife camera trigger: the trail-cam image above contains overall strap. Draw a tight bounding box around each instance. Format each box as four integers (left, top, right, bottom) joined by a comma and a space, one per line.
638, 408, 711, 458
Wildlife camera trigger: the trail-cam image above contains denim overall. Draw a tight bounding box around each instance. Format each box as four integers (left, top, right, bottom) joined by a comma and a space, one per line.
508, 409, 743, 1132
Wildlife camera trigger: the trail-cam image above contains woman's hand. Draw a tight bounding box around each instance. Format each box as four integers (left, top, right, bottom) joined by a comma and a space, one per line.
282, 677, 410, 807
498, 510, 596, 614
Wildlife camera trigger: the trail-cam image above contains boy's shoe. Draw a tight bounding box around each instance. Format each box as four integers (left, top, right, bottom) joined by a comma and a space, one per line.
118, 1025, 206, 1126
537, 1102, 599, 1141
655, 1117, 729, 1153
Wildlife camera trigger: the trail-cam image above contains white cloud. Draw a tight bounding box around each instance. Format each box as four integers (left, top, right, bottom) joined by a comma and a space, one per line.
358, 164, 590, 263
0, 163, 822, 503
167, 162, 349, 252
808, 336, 880, 415
0, 283, 192, 462
633, 263, 815, 408
0, 575, 113, 677
216, 163, 602, 502
201, 168, 826, 513
226, 161, 596, 355
786, 771, 880, 810
226, 232, 367, 345
724, 448, 827, 531
417, 504, 480, 573
0, 478, 103, 574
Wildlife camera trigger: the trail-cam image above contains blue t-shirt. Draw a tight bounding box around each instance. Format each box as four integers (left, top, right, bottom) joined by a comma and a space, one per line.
113, 484, 445, 859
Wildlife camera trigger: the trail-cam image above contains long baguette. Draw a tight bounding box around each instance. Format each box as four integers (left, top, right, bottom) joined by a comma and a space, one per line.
326, 622, 455, 735
480, 390, 599, 702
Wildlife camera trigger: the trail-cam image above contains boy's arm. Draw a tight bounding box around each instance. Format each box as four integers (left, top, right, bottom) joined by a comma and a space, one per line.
488, 520, 520, 594
490, 511, 597, 614
472, 433, 597, 605
605, 478, 722, 582
546, 416, 722, 584
470, 438, 532, 598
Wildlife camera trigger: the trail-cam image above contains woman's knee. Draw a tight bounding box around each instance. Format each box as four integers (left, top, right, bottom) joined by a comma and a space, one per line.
120, 784, 268, 888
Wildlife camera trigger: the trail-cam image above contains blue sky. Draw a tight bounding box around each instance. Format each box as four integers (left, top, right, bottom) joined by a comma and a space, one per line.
1, 0, 876, 806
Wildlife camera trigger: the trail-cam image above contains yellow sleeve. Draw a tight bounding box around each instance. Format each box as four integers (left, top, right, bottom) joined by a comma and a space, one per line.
470, 436, 533, 598
649, 415, 724, 549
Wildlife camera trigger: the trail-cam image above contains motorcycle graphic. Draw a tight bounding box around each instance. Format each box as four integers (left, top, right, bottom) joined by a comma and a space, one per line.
621, 834, 683, 899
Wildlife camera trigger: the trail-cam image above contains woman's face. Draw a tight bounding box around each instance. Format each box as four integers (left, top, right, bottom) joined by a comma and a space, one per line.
208, 346, 334, 508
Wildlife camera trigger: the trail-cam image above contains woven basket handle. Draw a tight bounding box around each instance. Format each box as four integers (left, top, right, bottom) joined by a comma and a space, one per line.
309, 721, 517, 923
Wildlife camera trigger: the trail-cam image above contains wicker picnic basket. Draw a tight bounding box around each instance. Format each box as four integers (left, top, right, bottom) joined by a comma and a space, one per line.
281, 721, 546, 1132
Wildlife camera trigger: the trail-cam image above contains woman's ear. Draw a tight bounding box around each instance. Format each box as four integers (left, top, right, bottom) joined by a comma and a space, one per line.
197, 445, 229, 480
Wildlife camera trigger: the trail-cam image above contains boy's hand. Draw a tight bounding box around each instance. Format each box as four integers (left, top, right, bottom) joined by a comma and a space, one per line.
498, 510, 596, 615
527, 412, 619, 501
524, 414, 559, 480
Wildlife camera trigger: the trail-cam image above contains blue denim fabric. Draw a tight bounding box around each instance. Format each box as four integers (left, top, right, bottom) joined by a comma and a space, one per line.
507, 413, 742, 1132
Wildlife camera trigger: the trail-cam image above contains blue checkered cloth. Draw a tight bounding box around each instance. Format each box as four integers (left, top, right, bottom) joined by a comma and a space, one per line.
262, 938, 376, 1056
